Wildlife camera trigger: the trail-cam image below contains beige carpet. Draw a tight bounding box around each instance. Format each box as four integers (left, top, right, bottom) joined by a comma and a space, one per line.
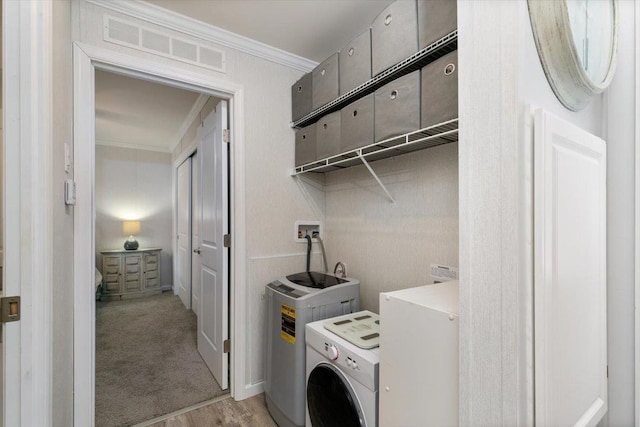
96, 292, 226, 427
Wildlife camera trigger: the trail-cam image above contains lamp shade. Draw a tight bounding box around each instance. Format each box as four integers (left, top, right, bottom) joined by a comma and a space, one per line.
122, 220, 141, 236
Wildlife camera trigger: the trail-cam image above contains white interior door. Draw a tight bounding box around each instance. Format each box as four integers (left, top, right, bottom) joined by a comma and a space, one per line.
191, 151, 201, 317
534, 109, 607, 427
176, 157, 192, 309
197, 100, 229, 390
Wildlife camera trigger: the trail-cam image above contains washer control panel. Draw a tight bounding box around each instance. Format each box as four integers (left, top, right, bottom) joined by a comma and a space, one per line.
324, 343, 339, 360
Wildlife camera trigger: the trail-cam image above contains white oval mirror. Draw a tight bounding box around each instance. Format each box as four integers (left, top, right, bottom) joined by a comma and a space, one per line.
528, 0, 618, 111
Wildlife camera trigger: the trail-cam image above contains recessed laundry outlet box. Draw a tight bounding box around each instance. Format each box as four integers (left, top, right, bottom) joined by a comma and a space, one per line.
295, 221, 323, 243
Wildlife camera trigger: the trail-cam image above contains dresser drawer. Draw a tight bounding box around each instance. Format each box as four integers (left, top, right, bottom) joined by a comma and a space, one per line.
124, 280, 141, 292
103, 256, 120, 267
145, 254, 158, 264
103, 275, 120, 293
125, 255, 141, 265
104, 266, 119, 275
145, 278, 159, 289
125, 264, 140, 274
145, 270, 158, 280
125, 272, 140, 282
104, 281, 121, 293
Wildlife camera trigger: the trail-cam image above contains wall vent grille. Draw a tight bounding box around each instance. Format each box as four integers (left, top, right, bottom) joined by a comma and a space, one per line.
104, 15, 226, 73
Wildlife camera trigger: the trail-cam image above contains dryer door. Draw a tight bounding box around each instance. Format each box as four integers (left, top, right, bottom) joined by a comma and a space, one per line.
307, 363, 364, 427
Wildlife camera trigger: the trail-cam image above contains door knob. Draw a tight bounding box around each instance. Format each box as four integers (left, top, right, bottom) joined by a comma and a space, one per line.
193, 248, 201, 254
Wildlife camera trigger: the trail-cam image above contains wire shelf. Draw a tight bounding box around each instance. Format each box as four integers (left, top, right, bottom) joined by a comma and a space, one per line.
292, 30, 458, 129
292, 118, 459, 175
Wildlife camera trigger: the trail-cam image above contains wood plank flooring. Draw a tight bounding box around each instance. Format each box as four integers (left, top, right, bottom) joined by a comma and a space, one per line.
143, 394, 277, 427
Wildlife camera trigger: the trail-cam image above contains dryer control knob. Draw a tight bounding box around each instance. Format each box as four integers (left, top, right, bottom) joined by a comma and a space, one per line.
327, 344, 339, 360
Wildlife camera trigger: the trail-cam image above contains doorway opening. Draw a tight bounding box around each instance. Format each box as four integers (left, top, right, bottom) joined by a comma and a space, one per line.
93, 69, 230, 426
74, 44, 247, 427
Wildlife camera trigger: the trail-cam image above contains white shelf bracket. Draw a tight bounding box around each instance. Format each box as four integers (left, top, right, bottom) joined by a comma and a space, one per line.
358, 153, 395, 204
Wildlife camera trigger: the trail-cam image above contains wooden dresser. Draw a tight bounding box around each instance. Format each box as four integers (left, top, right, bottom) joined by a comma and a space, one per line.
100, 248, 162, 300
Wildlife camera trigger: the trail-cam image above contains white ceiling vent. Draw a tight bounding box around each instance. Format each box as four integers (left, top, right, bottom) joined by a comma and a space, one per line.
104, 15, 226, 73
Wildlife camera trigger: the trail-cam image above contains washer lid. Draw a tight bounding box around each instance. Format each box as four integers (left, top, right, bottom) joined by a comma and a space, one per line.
285, 271, 347, 289
324, 311, 380, 349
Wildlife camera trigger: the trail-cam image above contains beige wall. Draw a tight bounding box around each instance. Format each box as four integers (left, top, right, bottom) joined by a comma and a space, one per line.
324, 143, 459, 312
95, 146, 174, 287
52, 1, 74, 425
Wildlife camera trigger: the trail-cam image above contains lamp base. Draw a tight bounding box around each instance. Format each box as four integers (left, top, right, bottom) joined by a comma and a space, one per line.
124, 239, 139, 250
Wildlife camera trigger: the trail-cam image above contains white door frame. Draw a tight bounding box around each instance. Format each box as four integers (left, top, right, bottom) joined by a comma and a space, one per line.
73, 43, 248, 426
4, 1, 54, 426
635, 2, 640, 425
176, 157, 193, 309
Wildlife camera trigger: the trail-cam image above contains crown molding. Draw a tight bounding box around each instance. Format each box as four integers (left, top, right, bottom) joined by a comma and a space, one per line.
96, 138, 172, 153
172, 93, 210, 152
85, 0, 318, 72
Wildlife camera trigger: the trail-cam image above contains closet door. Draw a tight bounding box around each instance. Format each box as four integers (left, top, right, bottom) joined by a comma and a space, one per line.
176, 157, 192, 309
534, 109, 607, 426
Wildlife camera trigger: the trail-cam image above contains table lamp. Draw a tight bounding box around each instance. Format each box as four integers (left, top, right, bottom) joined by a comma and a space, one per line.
122, 220, 140, 250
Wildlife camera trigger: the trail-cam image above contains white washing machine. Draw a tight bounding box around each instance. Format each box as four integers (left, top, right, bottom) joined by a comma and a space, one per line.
305, 311, 379, 427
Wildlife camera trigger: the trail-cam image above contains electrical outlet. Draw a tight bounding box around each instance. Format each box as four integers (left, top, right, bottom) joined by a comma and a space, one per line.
430, 264, 458, 281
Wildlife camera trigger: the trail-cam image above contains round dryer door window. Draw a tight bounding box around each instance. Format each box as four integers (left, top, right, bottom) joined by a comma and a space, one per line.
307, 364, 363, 427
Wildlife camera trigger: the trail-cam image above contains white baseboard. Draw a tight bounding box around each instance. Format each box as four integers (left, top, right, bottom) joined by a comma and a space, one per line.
234, 381, 264, 401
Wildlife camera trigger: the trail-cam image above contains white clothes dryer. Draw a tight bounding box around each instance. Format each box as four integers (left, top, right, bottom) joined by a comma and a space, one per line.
305, 311, 379, 427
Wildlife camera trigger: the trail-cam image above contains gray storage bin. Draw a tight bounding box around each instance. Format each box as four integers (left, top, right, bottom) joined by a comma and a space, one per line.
312, 53, 340, 110
374, 70, 421, 142
421, 50, 458, 128
291, 73, 313, 122
371, 0, 418, 76
316, 111, 342, 160
341, 94, 374, 152
418, 0, 457, 49
295, 124, 317, 166
339, 29, 372, 95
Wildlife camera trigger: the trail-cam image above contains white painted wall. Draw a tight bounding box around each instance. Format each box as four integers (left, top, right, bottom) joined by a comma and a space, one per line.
324, 143, 458, 312
604, 1, 636, 425
51, 1, 74, 425
95, 145, 174, 288
73, 0, 321, 396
